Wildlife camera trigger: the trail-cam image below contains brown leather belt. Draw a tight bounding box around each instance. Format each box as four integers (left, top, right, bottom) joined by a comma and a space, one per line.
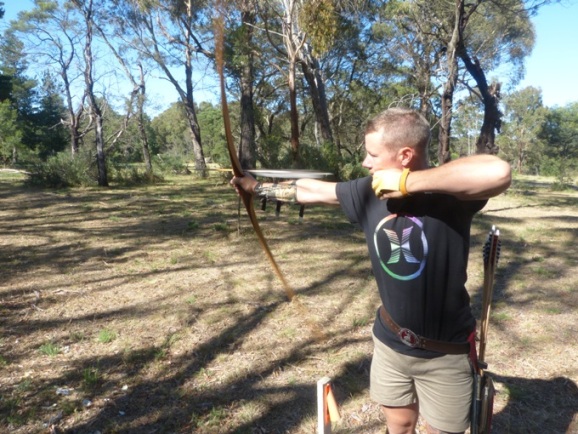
379, 305, 470, 355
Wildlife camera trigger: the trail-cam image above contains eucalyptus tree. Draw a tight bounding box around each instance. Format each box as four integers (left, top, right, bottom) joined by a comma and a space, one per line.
70, 0, 111, 186
214, 0, 258, 169
540, 102, 578, 180
92, 8, 154, 176
372, 0, 542, 163
451, 95, 484, 157
259, 0, 306, 163
112, 0, 214, 174
296, 0, 338, 148
237, 0, 258, 169
436, 0, 550, 161
372, 0, 444, 118
454, 0, 539, 157
497, 86, 546, 174
150, 101, 192, 157
7, 1, 87, 155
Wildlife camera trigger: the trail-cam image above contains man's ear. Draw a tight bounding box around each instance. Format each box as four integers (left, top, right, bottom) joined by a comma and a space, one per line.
399, 147, 414, 166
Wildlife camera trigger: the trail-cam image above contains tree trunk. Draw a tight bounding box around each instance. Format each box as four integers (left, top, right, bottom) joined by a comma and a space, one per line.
183, 0, 206, 175
288, 57, 300, 164
438, 1, 462, 165
69, 111, 81, 156
136, 65, 153, 176
300, 55, 333, 146
183, 99, 205, 174
239, 3, 256, 170
460, 50, 502, 155
74, 0, 108, 186
94, 112, 108, 186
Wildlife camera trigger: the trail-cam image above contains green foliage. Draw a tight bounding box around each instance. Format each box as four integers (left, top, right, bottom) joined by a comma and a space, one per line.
0, 0, 561, 181
498, 86, 547, 174
540, 102, 578, 182
153, 153, 190, 175
108, 162, 163, 186
0, 100, 23, 164
300, 0, 338, 56
452, 96, 484, 157
294, 143, 337, 173
26, 150, 96, 188
339, 160, 369, 181
29, 72, 68, 160
196, 102, 227, 166
150, 102, 192, 157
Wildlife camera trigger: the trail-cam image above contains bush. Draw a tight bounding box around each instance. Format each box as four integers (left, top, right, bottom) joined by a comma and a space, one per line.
26, 151, 96, 188
339, 161, 369, 181
153, 154, 191, 175
108, 163, 163, 186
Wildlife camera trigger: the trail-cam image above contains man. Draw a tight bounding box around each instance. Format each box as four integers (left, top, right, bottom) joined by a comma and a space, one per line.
231, 107, 511, 434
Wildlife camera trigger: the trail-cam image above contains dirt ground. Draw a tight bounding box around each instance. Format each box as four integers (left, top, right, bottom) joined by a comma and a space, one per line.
1, 172, 577, 434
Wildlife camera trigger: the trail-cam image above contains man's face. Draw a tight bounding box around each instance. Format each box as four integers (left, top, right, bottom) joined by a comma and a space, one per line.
361, 131, 399, 175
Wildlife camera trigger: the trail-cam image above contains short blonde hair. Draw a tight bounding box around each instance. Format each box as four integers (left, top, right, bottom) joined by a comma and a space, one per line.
365, 107, 431, 153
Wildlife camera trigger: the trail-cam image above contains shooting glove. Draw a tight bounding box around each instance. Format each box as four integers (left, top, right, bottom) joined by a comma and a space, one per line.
372, 168, 410, 197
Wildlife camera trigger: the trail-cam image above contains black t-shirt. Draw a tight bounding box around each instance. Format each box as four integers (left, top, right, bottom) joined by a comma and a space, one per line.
336, 176, 486, 358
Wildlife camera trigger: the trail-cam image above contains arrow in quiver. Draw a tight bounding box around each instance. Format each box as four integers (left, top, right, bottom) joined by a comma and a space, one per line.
472, 225, 501, 434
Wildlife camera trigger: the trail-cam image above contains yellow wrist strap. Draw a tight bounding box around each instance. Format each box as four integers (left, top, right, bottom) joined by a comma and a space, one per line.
399, 168, 410, 196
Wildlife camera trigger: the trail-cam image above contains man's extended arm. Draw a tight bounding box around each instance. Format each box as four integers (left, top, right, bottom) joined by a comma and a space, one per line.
231, 175, 339, 206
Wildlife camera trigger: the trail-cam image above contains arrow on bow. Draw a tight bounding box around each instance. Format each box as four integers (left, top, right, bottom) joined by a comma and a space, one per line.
214, 6, 295, 302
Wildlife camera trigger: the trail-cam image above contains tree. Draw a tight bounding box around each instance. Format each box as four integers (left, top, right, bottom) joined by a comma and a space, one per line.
31, 72, 68, 160
93, 14, 154, 176
451, 96, 484, 158
71, 0, 109, 186
151, 102, 192, 157
381, 0, 540, 162
9, 0, 86, 155
540, 103, 578, 180
498, 86, 546, 174
114, 0, 212, 174
0, 100, 23, 164
298, 0, 337, 148
452, 0, 538, 157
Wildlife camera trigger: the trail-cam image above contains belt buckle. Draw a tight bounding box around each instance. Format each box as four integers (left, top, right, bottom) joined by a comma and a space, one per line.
398, 328, 420, 348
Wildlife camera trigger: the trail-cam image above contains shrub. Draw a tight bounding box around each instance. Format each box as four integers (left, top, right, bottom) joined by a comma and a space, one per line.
153, 154, 191, 175
26, 150, 96, 188
108, 163, 163, 186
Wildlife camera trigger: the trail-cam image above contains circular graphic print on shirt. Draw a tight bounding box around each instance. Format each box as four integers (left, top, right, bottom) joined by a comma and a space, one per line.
373, 214, 428, 281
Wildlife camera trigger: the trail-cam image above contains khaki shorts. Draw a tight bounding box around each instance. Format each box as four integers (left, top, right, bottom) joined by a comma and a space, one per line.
370, 333, 473, 433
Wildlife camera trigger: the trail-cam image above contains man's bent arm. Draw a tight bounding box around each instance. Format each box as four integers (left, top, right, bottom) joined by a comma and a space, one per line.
405, 155, 511, 200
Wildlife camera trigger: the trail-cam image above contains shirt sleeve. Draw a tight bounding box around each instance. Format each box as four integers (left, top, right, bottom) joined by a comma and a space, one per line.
336, 177, 373, 228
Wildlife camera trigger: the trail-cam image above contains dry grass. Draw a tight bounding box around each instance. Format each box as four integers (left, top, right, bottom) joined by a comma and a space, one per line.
0, 172, 577, 434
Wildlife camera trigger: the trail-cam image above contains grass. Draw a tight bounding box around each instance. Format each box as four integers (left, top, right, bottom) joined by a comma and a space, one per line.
39, 342, 60, 357
97, 329, 117, 344
83, 367, 100, 389
0, 172, 577, 433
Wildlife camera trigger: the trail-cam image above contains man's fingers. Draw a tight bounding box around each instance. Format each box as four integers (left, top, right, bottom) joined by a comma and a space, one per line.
372, 170, 402, 197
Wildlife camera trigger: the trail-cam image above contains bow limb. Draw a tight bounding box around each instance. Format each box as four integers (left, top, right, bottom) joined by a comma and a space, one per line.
215, 9, 295, 302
